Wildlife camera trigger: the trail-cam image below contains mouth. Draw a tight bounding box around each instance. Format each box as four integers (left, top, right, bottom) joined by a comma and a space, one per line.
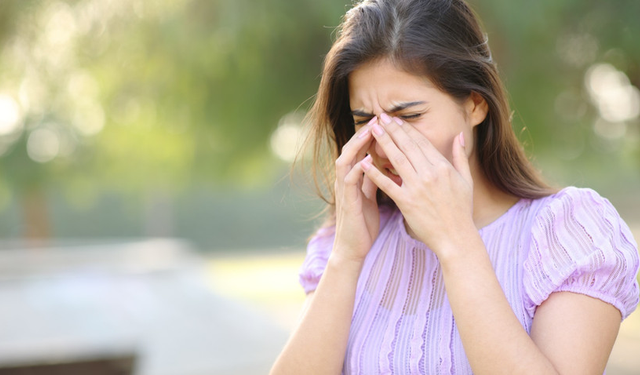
384, 166, 403, 186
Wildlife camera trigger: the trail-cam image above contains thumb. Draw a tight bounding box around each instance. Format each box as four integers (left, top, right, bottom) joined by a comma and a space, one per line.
452, 132, 472, 184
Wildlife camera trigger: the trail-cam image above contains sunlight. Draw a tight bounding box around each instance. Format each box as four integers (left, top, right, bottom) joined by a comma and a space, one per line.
270, 112, 306, 163
586, 63, 640, 124
27, 127, 61, 163
0, 95, 23, 136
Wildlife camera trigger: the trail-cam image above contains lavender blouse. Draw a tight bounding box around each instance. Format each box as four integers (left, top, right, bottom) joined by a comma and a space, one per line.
299, 187, 640, 374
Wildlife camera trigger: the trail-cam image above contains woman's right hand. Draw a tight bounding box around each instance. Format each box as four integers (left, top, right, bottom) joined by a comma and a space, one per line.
332, 117, 380, 264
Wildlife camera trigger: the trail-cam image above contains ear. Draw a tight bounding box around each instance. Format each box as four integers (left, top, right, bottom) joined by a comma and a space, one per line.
464, 92, 489, 127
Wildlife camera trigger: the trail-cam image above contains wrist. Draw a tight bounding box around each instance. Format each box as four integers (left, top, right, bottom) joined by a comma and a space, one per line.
327, 252, 366, 275
433, 224, 484, 265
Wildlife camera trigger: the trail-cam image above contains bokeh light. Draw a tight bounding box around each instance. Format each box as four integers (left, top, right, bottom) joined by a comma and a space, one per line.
586, 63, 640, 124
27, 127, 61, 163
0, 94, 23, 136
270, 112, 306, 163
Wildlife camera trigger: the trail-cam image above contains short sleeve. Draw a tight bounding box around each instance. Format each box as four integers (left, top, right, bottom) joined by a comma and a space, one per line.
523, 187, 640, 320
298, 206, 396, 294
298, 225, 336, 294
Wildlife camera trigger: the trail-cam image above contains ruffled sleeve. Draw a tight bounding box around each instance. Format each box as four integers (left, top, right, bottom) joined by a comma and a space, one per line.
298, 225, 336, 294
523, 187, 640, 320
298, 206, 396, 294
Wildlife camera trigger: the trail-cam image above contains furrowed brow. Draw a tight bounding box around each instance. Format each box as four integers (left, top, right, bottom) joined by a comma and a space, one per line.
350, 109, 373, 117
388, 101, 427, 112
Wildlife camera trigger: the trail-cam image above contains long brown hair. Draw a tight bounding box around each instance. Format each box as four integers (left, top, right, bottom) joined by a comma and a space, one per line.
302, 0, 556, 216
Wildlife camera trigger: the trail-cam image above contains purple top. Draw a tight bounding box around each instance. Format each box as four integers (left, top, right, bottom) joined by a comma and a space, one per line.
299, 187, 640, 374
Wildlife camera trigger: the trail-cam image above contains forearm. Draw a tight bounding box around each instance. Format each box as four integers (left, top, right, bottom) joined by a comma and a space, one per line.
270, 253, 362, 375
439, 231, 559, 375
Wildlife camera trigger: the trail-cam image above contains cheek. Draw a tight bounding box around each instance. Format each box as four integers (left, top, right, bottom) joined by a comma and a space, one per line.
418, 110, 468, 154
414, 127, 458, 161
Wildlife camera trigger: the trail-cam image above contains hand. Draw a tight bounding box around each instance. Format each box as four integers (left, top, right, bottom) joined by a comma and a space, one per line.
332, 117, 380, 264
360, 114, 475, 255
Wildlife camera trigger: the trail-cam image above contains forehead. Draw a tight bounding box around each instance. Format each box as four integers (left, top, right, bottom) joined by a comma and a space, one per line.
348, 59, 438, 109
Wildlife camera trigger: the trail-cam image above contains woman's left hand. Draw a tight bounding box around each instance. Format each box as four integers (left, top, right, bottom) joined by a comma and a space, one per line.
360, 114, 475, 256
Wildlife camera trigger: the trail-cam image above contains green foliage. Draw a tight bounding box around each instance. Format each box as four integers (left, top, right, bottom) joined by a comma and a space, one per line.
0, 0, 638, 204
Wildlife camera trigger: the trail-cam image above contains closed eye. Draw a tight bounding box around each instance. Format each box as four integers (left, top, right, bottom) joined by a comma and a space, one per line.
354, 117, 373, 126
400, 113, 423, 120
354, 113, 423, 127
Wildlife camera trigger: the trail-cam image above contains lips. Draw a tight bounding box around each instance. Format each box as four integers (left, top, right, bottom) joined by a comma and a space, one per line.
383, 163, 403, 186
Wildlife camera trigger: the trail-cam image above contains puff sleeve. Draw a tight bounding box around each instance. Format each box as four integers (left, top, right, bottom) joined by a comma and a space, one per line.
298, 225, 336, 294
523, 187, 640, 320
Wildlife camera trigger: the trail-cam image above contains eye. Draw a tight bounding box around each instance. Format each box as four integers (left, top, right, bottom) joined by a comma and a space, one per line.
354, 117, 373, 126
400, 113, 423, 121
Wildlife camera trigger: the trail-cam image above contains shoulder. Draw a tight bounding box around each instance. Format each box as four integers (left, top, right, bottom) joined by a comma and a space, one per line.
531, 186, 610, 215
523, 186, 640, 320
529, 186, 637, 254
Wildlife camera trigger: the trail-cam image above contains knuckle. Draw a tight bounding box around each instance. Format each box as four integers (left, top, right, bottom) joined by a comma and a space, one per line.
341, 142, 351, 153
419, 170, 435, 184
404, 141, 418, 153
416, 138, 431, 150
391, 153, 408, 167
435, 161, 449, 173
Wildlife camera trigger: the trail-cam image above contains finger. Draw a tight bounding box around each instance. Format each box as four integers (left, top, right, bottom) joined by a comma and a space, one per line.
361, 168, 378, 201
361, 156, 402, 200
390, 116, 446, 164
335, 117, 377, 178
452, 131, 473, 184
343, 157, 367, 203
378, 113, 431, 166
370, 121, 416, 179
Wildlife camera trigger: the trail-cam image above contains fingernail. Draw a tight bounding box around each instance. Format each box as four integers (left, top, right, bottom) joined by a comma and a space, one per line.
372, 124, 384, 136
358, 128, 370, 139
367, 116, 378, 126
380, 113, 392, 124
361, 154, 372, 170
459, 132, 465, 147
393, 117, 403, 126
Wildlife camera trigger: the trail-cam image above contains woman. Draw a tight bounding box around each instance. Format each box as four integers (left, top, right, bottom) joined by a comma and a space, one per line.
271, 0, 640, 374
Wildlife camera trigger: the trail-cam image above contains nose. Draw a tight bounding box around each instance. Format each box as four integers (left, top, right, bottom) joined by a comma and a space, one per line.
369, 113, 388, 161
371, 138, 388, 161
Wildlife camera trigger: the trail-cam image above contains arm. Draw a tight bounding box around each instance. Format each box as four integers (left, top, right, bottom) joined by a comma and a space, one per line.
271, 117, 381, 374
530, 290, 621, 373
270, 255, 362, 375
439, 232, 620, 374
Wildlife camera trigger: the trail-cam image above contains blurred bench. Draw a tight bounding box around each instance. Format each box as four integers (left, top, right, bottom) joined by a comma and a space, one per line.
0, 354, 135, 375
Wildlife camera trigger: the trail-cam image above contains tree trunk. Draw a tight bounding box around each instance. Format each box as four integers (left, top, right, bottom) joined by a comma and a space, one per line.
22, 188, 51, 246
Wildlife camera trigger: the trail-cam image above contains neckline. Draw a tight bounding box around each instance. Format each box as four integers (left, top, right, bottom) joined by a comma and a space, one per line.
393, 197, 526, 246
476, 197, 524, 233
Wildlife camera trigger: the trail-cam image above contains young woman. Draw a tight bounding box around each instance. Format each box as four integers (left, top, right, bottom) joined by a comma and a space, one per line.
271, 0, 640, 374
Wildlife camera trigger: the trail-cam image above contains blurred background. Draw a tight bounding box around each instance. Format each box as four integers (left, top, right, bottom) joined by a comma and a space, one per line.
0, 0, 638, 374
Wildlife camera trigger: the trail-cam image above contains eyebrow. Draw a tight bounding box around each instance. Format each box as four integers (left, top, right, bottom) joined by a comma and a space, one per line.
350, 101, 427, 117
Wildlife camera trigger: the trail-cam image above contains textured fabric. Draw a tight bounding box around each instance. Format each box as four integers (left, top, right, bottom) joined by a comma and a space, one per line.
298, 187, 640, 374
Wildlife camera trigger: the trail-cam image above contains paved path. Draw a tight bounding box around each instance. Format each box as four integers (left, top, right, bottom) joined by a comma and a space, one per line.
0, 240, 289, 375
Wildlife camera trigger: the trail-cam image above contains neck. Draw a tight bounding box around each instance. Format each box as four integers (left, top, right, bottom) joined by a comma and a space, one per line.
469, 157, 520, 230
